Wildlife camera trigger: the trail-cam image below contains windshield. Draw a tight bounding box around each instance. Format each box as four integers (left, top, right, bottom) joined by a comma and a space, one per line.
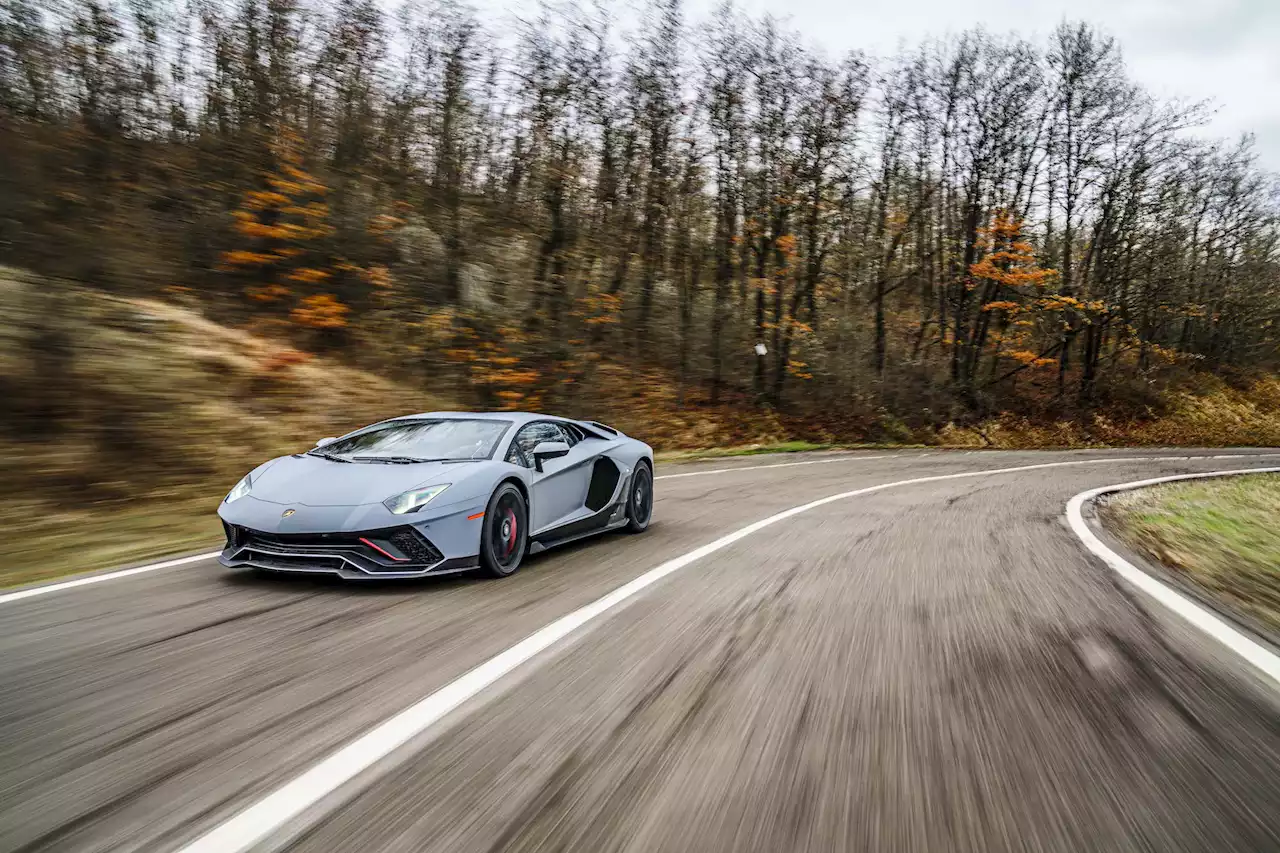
318, 419, 509, 462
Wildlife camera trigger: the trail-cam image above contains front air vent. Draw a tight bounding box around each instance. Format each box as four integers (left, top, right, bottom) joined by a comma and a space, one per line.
387, 528, 444, 564
585, 458, 621, 511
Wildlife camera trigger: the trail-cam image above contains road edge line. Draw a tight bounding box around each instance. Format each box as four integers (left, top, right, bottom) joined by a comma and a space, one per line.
0, 551, 222, 606
1065, 467, 1280, 688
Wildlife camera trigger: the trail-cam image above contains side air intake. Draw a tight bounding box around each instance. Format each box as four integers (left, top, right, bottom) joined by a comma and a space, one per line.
585, 457, 621, 511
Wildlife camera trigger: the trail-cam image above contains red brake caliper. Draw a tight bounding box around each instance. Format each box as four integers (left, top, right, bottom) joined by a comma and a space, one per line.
504, 508, 517, 556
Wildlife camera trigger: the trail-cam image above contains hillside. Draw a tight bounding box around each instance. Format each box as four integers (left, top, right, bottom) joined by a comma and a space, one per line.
0, 269, 461, 586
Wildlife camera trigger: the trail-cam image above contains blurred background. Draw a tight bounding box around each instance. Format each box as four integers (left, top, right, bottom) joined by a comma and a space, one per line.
1, 0, 1278, 584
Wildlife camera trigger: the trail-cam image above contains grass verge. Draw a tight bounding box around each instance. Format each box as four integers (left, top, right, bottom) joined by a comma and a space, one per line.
1104, 473, 1280, 634
0, 500, 223, 589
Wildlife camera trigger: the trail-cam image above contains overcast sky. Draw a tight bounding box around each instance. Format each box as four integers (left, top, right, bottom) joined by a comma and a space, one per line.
693, 0, 1280, 170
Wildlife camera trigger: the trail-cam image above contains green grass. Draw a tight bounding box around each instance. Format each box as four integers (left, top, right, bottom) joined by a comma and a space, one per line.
1105, 474, 1280, 633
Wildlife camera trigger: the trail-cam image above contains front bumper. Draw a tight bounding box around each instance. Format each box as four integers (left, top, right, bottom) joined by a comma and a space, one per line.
219, 523, 479, 579
217, 492, 487, 580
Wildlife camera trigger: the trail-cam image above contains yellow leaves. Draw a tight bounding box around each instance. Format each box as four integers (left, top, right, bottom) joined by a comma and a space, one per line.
368, 213, 405, 237
245, 190, 290, 209
291, 294, 350, 329
971, 209, 1056, 292
575, 286, 623, 326
222, 250, 275, 267
235, 220, 292, 240
282, 202, 330, 220
982, 301, 1021, 313
286, 267, 332, 285
363, 265, 393, 290
787, 359, 813, 380
267, 177, 305, 195
775, 234, 798, 257
1007, 349, 1057, 368
247, 283, 291, 302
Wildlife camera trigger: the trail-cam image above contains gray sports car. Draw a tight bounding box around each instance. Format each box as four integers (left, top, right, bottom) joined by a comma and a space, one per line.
217, 412, 654, 579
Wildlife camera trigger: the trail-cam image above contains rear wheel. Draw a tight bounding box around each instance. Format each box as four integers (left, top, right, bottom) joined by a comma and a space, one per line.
624, 462, 653, 533
478, 483, 528, 578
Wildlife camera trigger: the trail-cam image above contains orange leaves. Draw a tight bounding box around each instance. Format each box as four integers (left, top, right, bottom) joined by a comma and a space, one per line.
368, 213, 405, 238
970, 210, 1056, 291
247, 283, 290, 302
982, 300, 1021, 313
363, 265, 393, 291
291, 294, 350, 329
1007, 350, 1058, 368
574, 285, 622, 327
244, 190, 291, 209
286, 267, 332, 285
222, 250, 275, 267
787, 359, 813, 380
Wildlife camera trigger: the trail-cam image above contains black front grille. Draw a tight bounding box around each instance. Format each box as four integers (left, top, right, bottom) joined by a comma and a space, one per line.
225, 524, 444, 573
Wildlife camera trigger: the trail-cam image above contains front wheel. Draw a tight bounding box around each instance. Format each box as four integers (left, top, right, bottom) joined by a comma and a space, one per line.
624, 462, 653, 533
479, 483, 528, 578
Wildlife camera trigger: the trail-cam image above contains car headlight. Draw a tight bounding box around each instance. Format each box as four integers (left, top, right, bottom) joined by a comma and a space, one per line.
225, 473, 253, 504
383, 483, 450, 515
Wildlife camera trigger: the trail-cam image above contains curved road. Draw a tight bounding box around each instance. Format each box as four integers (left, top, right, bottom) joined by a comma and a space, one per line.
2, 449, 1280, 853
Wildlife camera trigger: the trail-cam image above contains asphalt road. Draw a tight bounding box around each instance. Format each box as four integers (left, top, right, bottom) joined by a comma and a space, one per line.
3, 449, 1280, 853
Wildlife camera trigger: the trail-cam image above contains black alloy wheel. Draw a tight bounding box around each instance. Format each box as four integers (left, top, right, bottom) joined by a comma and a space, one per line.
479, 483, 528, 578
625, 462, 653, 533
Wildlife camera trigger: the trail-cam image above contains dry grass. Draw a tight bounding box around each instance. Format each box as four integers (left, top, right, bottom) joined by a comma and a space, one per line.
935, 376, 1280, 449
0, 270, 458, 587
1104, 474, 1280, 634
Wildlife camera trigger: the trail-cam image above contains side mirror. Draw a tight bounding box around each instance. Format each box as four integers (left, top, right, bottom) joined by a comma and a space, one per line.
531, 440, 570, 473
315, 437, 338, 448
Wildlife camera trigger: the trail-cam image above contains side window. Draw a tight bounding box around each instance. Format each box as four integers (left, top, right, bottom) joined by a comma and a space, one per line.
506, 422, 572, 467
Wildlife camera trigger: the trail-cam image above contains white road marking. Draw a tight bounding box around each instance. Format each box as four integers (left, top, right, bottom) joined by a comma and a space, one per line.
1066, 467, 1280, 687
0, 552, 221, 606
171, 452, 1280, 853
655, 452, 898, 480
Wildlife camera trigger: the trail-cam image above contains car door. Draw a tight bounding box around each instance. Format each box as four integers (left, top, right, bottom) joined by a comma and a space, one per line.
508, 422, 594, 533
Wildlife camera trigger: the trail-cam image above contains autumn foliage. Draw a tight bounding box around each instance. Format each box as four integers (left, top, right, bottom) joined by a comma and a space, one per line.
220, 131, 355, 341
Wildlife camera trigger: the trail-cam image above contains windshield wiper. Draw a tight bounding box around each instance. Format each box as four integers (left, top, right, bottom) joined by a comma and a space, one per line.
306, 450, 351, 463
352, 456, 484, 464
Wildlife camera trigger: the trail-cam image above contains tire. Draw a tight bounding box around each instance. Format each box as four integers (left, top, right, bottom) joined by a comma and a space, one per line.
624, 461, 653, 533
478, 483, 529, 578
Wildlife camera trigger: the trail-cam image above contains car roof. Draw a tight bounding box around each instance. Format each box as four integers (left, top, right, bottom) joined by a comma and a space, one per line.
400, 411, 571, 427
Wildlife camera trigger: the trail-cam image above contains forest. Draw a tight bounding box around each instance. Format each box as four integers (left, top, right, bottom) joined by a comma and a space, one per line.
2, 0, 1279, 446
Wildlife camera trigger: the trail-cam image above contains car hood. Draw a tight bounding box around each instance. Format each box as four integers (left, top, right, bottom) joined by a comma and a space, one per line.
249, 454, 461, 507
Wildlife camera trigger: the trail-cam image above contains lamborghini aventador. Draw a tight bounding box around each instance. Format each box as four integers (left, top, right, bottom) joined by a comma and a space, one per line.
217, 412, 654, 579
